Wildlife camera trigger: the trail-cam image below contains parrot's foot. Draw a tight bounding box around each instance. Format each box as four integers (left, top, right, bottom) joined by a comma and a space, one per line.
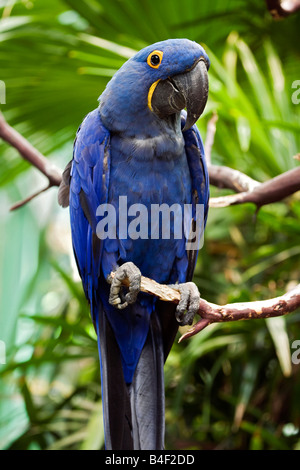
169, 282, 200, 326
107, 262, 141, 310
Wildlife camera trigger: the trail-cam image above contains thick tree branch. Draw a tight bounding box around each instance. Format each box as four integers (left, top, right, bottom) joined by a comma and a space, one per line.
180, 283, 300, 341
209, 166, 300, 208
208, 165, 261, 193
110, 271, 300, 342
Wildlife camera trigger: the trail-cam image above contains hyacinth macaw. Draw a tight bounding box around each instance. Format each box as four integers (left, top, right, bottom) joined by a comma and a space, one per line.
58, 38, 209, 450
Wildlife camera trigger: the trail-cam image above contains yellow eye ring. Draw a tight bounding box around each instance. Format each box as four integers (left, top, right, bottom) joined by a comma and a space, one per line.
147, 50, 163, 69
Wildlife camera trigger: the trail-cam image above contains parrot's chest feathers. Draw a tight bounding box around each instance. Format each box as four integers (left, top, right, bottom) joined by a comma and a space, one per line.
109, 126, 191, 207
107, 127, 193, 280
111, 125, 184, 162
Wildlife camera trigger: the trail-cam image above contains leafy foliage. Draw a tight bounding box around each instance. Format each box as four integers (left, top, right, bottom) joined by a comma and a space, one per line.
0, 0, 299, 450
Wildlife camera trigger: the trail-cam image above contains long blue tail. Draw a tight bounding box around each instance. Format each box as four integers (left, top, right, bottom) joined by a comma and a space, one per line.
96, 305, 165, 450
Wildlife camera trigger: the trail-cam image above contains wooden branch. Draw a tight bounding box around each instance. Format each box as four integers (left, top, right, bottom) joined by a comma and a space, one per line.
180, 283, 300, 342
208, 165, 261, 194
209, 166, 300, 208
109, 271, 300, 342
0, 112, 62, 187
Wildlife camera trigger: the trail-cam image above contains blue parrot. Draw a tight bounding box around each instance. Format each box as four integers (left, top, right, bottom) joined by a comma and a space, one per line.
58, 38, 210, 450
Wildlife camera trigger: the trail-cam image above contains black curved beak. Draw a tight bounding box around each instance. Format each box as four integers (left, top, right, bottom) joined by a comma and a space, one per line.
151, 58, 209, 131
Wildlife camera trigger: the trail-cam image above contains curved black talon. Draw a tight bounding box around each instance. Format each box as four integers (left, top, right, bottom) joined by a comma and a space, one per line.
107, 262, 141, 310
169, 282, 200, 326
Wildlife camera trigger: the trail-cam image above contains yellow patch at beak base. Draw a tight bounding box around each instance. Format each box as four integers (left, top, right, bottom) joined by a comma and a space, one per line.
147, 79, 161, 112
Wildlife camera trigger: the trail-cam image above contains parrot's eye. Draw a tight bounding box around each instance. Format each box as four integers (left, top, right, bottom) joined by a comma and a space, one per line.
151, 55, 160, 65
147, 50, 163, 69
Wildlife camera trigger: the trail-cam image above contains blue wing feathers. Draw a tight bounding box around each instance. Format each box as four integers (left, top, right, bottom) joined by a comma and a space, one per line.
180, 112, 209, 279
69, 109, 111, 306
181, 111, 209, 222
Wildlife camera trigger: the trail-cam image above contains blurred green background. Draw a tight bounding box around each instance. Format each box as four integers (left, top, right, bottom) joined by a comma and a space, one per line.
0, 0, 300, 450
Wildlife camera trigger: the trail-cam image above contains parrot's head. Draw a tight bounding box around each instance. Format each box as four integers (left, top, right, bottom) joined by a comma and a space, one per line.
99, 38, 210, 134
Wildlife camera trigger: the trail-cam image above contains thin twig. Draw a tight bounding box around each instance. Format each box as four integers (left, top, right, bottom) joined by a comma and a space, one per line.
9, 184, 51, 211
